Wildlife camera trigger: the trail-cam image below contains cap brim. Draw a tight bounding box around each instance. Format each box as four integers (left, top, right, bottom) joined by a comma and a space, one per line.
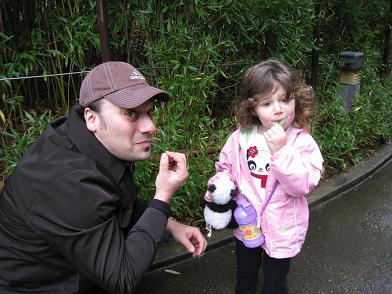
104, 84, 171, 108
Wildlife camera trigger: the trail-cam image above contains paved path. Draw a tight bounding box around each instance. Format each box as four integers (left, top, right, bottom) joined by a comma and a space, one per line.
137, 156, 392, 293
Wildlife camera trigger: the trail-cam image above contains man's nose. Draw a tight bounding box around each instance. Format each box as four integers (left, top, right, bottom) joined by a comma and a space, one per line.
138, 114, 155, 134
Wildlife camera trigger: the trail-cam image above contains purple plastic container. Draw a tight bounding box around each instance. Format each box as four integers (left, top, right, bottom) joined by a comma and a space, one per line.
234, 199, 264, 248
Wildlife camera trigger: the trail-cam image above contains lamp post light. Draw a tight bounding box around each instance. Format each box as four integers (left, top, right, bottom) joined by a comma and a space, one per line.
339, 51, 364, 110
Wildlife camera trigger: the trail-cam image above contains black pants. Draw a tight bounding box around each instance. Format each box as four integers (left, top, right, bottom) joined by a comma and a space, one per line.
235, 239, 291, 294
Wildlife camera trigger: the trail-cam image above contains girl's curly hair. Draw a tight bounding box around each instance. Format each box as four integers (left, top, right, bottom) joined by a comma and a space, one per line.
235, 59, 315, 131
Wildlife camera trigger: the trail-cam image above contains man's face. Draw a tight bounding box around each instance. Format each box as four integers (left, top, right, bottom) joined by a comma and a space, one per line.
85, 99, 155, 162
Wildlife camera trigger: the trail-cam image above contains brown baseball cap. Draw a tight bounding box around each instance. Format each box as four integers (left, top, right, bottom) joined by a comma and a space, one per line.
79, 61, 170, 108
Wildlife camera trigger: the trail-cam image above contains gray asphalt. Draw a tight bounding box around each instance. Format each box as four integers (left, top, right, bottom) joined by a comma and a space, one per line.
136, 157, 392, 294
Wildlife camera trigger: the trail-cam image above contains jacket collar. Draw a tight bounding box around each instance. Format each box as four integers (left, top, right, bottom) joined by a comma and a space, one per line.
238, 124, 303, 150
64, 107, 127, 184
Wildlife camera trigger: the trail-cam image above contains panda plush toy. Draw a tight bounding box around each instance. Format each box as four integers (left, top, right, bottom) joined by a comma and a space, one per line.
201, 174, 238, 237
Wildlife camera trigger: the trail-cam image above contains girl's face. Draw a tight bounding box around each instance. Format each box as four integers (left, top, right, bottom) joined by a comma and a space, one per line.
253, 83, 295, 133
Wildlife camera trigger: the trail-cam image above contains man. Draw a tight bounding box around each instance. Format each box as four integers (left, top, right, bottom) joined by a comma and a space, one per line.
0, 61, 207, 293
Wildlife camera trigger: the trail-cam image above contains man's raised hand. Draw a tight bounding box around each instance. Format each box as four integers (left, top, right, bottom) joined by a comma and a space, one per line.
154, 151, 188, 203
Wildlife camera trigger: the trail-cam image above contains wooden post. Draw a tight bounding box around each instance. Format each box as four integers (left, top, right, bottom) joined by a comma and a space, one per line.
310, 1, 321, 90
0, 5, 4, 33
96, 0, 111, 62
380, 0, 392, 79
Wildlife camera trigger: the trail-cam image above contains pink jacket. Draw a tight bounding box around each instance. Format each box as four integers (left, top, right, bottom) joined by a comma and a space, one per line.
208, 126, 323, 258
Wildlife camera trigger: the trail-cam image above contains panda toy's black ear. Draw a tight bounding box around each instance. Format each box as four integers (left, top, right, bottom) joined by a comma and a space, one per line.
230, 188, 238, 198
208, 184, 216, 193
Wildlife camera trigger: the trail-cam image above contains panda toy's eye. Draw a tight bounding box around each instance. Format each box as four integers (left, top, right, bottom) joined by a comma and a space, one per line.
265, 163, 270, 171
208, 184, 216, 193
248, 160, 256, 171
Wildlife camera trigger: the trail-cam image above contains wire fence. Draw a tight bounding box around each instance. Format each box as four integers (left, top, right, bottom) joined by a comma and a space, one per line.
0, 61, 251, 82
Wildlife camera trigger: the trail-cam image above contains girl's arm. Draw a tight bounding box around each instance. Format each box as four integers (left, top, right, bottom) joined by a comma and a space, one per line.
269, 132, 323, 196
204, 144, 234, 202
208, 133, 237, 186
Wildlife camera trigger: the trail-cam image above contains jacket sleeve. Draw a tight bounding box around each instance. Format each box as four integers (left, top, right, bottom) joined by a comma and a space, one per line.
269, 132, 323, 196
28, 169, 167, 294
208, 132, 237, 186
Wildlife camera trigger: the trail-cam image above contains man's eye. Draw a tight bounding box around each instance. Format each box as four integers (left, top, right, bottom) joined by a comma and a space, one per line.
148, 110, 154, 118
125, 110, 138, 121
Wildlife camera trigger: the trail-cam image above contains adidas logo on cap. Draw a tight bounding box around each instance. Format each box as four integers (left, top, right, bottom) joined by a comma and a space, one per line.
130, 69, 144, 80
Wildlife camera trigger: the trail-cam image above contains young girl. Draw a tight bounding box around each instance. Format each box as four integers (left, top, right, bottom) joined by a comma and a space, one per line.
205, 59, 323, 294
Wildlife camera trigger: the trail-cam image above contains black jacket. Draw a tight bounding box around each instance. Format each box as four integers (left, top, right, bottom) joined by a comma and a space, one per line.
0, 109, 171, 293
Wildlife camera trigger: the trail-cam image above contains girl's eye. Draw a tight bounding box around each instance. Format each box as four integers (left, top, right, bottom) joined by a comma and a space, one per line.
125, 110, 138, 121
147, 109, 154, 118
261, 102, 271, 107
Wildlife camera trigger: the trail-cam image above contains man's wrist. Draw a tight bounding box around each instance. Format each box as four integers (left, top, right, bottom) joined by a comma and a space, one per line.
148, 199, 172, 219
166, 216, 178, 235
153, 191, 174, 204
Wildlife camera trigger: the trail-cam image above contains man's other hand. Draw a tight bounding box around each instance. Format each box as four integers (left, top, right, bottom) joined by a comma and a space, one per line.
166, 219, 207, 257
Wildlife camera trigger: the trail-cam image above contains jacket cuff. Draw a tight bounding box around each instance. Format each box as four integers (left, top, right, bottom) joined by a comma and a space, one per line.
148, 199, 172, 219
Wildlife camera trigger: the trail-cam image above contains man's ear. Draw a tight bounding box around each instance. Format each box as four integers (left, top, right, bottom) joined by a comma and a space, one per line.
84, 108, 98, 132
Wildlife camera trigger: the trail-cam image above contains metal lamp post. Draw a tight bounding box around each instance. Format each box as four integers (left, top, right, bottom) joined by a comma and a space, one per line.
339, 51, 364, 110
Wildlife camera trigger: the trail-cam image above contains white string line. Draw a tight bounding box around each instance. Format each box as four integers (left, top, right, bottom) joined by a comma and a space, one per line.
0, 62, 249, 82
0, 71, 91, 81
